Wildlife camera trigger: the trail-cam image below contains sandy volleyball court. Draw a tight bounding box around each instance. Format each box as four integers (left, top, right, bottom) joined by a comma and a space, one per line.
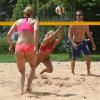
0, 61, 100, 100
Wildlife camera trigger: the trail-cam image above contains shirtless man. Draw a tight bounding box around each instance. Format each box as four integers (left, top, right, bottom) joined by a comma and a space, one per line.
68, 10, 96, 75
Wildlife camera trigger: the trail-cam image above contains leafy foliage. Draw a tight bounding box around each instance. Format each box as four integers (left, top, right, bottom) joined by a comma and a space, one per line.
0, 0, 17, 21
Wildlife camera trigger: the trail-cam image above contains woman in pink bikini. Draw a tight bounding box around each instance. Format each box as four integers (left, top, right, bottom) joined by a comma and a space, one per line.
34, 26, 63, 78
7, 6, 38, 94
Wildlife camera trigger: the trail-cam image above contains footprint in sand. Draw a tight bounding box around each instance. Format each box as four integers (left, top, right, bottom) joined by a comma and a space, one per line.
55, 82, 64, 87
41, 74, 49, 79
44, 80, 52, 85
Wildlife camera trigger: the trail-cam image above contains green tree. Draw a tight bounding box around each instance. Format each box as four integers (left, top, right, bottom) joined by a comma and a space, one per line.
0, 0, 17, 21
12, 0, 70, 21
12, 0, 30, 21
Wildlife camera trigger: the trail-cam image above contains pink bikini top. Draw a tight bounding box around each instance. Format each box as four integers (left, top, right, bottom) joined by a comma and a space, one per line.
16, 18, 34, 33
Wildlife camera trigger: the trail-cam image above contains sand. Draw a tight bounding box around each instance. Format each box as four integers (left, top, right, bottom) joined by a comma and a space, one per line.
0, 61, 100, 100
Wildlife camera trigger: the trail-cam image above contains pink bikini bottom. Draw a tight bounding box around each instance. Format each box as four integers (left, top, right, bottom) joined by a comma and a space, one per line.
15, 43, 35, 54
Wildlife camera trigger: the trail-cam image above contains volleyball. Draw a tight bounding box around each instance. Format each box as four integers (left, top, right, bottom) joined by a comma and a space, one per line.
55, 6, 64, 15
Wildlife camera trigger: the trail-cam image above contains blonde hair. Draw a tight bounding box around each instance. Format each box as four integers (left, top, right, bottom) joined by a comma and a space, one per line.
23, 6, 33, 18
46, 30, 54, 36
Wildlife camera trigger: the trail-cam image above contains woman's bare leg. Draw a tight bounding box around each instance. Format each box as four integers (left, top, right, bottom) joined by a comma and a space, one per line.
15, 52, 25, 95
40, 59, 53, 74
25, 51, 37, 92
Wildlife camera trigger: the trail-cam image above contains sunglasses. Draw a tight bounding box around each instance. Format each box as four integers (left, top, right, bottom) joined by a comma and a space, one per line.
76, 14, 83, 16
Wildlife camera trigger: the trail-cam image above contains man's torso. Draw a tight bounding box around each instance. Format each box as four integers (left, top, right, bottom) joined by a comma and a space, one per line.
72, 25, 87, 42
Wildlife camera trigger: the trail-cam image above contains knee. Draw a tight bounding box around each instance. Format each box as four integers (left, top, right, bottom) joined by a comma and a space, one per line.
18, 69, 25, 74
30, 65, 36, 71
86, 55, 91, 61
71, 60, 76, 64
72, 59, 76, 62
48, 67, 53, 73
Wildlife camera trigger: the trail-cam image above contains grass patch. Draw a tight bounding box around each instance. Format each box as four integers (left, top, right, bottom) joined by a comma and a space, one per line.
0, 53, 16, 63
90, 54, 100, 61
50, 53, 71, 61
0, 53, 100, 63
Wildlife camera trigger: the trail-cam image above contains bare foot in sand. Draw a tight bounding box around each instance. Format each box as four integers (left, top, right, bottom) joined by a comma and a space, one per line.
26, 73, 37, 79
19, 90, 24, 95
26, 88, 32, 93
41, 74, 48, 79
87, 73, 93, 76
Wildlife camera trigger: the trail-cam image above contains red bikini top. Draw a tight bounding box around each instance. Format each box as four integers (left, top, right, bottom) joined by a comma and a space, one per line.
40, 41, 55, 53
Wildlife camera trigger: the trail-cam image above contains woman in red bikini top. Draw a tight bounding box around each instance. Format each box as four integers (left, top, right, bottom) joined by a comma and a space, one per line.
38, 26, 63, 61
7, 6, 38, 94
40, 39, 55, 54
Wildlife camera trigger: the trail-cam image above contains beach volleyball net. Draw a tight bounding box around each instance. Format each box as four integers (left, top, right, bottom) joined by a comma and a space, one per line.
0, 21, 100, 54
